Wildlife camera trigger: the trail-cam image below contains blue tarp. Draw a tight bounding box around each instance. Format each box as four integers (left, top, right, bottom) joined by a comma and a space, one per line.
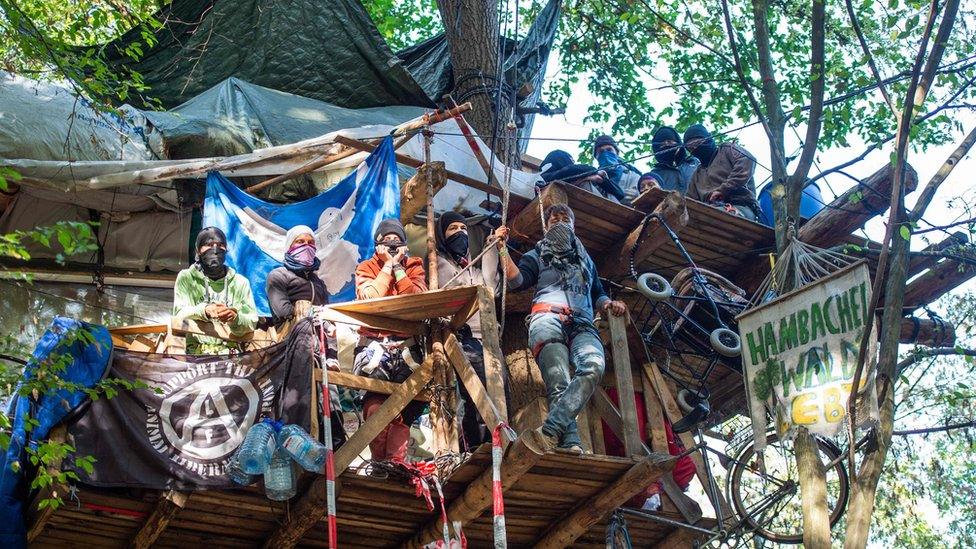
0, 317, 112, 549
203, 135, 401, 315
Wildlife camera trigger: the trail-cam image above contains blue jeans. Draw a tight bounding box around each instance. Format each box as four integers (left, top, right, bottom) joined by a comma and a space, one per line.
527, 312, 606, 447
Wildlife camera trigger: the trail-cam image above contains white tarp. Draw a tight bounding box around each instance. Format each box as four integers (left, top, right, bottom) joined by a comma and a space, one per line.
738, 261, 881, 452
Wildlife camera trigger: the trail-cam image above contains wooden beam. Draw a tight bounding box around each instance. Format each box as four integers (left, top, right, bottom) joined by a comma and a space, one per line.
587, 400, 607, 454
608, 314, 642, 456
655, 522, 710, 548
429, 334, 459, 453
26, 426, 67, 543
245, 147, 359, 194
449, 294, 480, 332
402, 429, 549, 549
333, 135, 530, 208
532, 453, 676, 549
510, 182, 568, 240
800, 163, 918, 246
639, 373, 668, 454
908, 231, 968, 277
129, 490, 189, 549
899, 316, 956, 347
263, 359, 436, 549
108, 323, 169, 335
904, 258, 976, 311
600, 191, 688, 279
477, 286, 509, 423
170, 318, 254, 342
401, 161, 447, 224
313, 369, 429, 401
444, 333, 508, 442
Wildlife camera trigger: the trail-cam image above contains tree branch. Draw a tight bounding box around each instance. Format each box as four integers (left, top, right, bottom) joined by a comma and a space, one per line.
896, 346, 976, 375
915, 0, 962, 108
789, 0, 827, 185
844, 0, 898, 118
909, 125, 976, 222
894, 419, 976, 436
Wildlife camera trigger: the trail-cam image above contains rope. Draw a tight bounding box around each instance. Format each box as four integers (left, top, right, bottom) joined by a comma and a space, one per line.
491, 422, 510, 548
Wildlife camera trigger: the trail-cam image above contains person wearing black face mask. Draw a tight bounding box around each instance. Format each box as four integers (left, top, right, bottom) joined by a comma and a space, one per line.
647, 126, 700, 195
434, 211, 510, 449
683, 124, 761, 221
173, 227, 258, 354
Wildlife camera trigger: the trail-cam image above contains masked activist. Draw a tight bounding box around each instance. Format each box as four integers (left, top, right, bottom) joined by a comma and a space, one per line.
173, 227, 258, 354
646, 126, 700, 195
266, 225, 328, 325
684, 124, 761, 221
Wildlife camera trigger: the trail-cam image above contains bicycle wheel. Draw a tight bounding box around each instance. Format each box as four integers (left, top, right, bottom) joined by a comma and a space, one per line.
727, 432, 849, 544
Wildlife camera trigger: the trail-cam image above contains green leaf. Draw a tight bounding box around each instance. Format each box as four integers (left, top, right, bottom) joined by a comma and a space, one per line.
900, 225, 912, 241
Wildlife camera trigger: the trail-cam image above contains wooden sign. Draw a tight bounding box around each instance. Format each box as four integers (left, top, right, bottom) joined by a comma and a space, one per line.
737, 260, 880, 450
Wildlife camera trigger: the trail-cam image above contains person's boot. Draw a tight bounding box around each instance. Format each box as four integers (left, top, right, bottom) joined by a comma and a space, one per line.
671, 399, 710, 433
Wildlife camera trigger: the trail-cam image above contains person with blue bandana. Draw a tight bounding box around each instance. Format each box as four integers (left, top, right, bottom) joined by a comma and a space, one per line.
593, 135, 642, 203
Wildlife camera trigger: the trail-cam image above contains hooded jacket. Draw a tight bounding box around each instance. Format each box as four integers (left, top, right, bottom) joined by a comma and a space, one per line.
173, 265, 258, 354
687, 142, 758, 207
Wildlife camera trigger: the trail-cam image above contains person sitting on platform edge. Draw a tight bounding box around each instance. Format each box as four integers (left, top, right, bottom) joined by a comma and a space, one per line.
266, 225, 347, 450
683, 124, 761, 221
538, 149, 626, 204
173, 227, 258, 355
354, 218, 428, 465
593, 135, 642, 203
435, 211, 511, 449
494, 204, 627, 453
266, 225, 327, 325
645, 126, 700, 195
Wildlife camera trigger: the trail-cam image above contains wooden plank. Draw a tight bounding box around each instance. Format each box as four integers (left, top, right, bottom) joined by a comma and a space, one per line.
313, 369, 429, 401
401, 161, 447, 224
401, 430, 550, 549
429, 334, 459, 453
108, 323, 169, 335
608, 314, 642, 456
510, 182, 568, 239
129, 490, 189, 549
448, 294, 480, 331
262, 358, 436, 549
654, 522, 710, 548
477, 286, 509, 423
444, 333, 508, 442
639, 372, 668, 454
26, 425, 67, 542
170, 318, 254, 342
328, 286, 479, 321
600, 191, 688, 279
904, 257, 976, 310
532, 453, 676, 548
576, 405, 594, 454
316, 306, 426, 336
587, 400, 606, 455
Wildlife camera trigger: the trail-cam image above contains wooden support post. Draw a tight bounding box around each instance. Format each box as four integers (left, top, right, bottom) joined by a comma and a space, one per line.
429, 332, 459, 453
402, 429, 549, 549
608, 314, 642, 456
401, 161, 447, 224
477, 286, 509, 424
263, 359, 435, 549
245, 147, 358, 194
587, 400, 606, 455
600, 191, 689, 279
26, 426, 67, 543
639, 373, 668, 454
576, 405, 594, 453
643, 362, 733, 521
129, 490, 189, 549
444, 333, 509, 443
423, 130, 439, 291
532, 453, 677, 549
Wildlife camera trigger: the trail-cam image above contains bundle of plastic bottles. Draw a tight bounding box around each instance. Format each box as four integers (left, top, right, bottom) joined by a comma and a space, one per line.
228, 418, 329, 501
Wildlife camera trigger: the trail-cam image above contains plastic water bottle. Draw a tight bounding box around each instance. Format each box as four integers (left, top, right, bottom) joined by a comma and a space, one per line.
238, 420, 277, 475
279, 424, 327, 472
264, 448, 296, 501
227, 452, 256, 486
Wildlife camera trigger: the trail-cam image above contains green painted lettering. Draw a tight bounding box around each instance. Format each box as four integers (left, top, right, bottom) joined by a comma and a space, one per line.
848, 287, 861, 329
860, 282, 870, 325
746, 330, 765, 365
778, 314, 799, 351
763, 322, 778, 359
798, 309, 810, 345
810, 301, 827, 341
836, 291, 853, 332
823, 296, 841, 335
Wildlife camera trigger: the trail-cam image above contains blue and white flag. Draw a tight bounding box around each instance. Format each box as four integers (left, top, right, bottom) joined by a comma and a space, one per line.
204, 136, 400, 315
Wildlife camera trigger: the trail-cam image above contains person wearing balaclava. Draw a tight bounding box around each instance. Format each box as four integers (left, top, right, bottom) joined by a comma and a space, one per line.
352, 218, 428, 465
492, 205, 627, 454
173, 227, 258, 355
266, 225, 328, 325
647, 126, 700, 195
538, 148, 626, 204
434, 211, 510, 449
593, 135, 642, 202
683, 124, 761, 220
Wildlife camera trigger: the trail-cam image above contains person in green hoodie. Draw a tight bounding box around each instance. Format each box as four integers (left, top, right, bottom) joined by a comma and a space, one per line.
173, 227, 258, 354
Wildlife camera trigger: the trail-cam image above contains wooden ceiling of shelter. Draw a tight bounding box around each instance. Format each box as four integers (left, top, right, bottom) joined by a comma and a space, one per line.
30, 446, 710, 548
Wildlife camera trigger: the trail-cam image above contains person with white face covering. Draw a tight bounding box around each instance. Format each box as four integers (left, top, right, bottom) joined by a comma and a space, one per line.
266, 225, 328, 325
493, 205, 627, 453
173, 226, 258, 355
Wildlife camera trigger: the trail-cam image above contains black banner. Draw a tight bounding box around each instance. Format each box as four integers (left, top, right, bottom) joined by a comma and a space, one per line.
66, 320, 316, 490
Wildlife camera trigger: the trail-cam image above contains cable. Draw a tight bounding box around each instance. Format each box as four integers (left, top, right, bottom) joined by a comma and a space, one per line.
0, 278, 160, 324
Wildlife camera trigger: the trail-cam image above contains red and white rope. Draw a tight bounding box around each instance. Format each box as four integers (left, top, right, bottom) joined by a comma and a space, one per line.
318, 324, 337, 549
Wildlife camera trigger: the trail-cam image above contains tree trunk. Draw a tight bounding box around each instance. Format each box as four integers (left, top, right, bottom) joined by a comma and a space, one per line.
436, 0, 518, 165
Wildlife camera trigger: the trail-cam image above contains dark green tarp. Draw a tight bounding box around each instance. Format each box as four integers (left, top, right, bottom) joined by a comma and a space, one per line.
102, 0, 561, 115
103, 0, 434, 109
